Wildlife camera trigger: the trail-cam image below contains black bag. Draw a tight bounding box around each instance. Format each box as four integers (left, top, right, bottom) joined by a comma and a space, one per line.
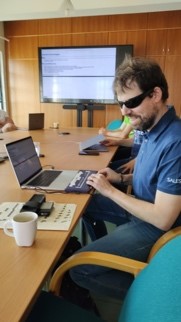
57, 236, 82, 264
53, 236, 99, 315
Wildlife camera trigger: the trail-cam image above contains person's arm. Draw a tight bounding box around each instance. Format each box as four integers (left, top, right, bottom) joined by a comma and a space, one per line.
99, 126, 126, 137
88, 167, 133, 188
100, 137, 134, 147
86, 171, 181, 231
110, 187, 181, 231
5, 116, 15, 125
1, 116, 17, 132
99, 123, 133, 140
99, 128, 125, 138
118, 124, 133, 139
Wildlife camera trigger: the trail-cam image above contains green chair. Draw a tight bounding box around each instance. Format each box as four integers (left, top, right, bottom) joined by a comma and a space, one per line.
106, 119, 123, 130
26, 230, 181, 322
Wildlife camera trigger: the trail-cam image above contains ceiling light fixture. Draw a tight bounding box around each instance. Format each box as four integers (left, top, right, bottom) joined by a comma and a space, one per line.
63, 0, 74, 17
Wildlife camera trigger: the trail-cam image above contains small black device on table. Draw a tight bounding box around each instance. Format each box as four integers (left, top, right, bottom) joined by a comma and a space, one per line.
20, 194, 54, 216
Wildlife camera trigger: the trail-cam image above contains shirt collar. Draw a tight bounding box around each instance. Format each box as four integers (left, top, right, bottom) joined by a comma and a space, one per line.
147, 106, 177, 141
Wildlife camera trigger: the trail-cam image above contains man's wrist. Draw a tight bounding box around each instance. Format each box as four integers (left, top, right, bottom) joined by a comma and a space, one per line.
119, 173, 124, 184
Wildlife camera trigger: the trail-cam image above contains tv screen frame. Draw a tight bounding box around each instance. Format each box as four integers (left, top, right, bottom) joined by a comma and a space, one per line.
38, 44, 133, 105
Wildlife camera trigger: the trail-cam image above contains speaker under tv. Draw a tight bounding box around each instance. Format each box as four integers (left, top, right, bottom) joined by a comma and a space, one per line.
38, 44, 133, 106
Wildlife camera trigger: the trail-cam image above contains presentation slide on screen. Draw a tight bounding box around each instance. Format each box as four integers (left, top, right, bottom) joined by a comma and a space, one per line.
40, 47, 116, 101
41, 47, 116, 77
42, 76, 114, 100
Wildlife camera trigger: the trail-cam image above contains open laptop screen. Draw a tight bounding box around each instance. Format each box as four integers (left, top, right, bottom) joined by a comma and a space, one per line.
6, 137, 42, 185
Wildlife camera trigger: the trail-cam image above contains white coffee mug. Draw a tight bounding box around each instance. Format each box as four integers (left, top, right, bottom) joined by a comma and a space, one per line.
53, 122, 59, 129
3, 212, 38, 247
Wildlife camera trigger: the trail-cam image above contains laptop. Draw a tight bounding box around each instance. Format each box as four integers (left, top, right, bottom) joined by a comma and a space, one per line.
5, 136, 96, 193
79, 134, 108, 153
28, 113, 44, 130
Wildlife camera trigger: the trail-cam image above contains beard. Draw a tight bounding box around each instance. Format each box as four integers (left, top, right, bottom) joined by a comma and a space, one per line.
130, 104, 159, 131
137, 114, 156, 131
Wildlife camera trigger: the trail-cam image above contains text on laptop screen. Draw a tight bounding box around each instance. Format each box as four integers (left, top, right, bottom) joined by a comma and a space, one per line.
6, 137, 42, 185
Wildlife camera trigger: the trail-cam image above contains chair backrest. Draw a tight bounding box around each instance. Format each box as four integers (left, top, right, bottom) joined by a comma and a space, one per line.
119, 235, 181, 322
106, 119, 123, 130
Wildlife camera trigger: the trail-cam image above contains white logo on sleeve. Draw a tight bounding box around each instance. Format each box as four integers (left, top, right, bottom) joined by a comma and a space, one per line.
167, 177, 181, 184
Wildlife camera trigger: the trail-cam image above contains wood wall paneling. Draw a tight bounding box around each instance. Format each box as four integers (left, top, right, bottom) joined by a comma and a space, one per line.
108, 30, 147, 56
146, 55, 165, 71
71, 32, 109, 46
8, 36, 38, 59
164, 55, 181, 112
4, 20, 38, 36
108, 31, 127, 45
9, 59, 40, 127
108, 13, 148, 31
38, 34, 72, 47
71, 16, 109, 33
42, 104, 66, 129
146, 25, 181, 114
146, 29, 181, 56
166, 29, 181, 55
38, 18, 72, 34
90, 109, 106, 128
126, 30, 147, 56
105, 105, 121, 126
146, 30, 167, 55
4, 11, 181, 127
42, 103, 83, 129
147, 11, 181, 29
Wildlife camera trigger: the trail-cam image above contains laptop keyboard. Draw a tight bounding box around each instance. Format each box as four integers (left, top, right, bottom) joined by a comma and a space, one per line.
29, 170, 61, 187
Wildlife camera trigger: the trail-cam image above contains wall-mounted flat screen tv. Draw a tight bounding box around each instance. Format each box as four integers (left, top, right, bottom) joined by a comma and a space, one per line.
38, 45, 133, 105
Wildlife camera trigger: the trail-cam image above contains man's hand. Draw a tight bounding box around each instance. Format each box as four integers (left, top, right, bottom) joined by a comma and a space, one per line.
98, 167, 120, 182
86, 171, 117, 197
100, 138, 120, 146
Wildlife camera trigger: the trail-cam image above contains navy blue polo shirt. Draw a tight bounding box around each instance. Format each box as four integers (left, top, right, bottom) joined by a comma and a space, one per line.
133, 107, 181, 203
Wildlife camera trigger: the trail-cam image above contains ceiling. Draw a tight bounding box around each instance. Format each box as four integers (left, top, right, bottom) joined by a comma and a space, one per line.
0, 0, 181, 21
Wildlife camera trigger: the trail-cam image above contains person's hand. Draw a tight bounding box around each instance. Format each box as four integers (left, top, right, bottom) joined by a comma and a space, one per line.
98, 167, 120, 182
99, 138, 120, 146
98, 127, 107, 135
1, 123, 17, 132
86, 170, 117, 197
117, 159, 135, 174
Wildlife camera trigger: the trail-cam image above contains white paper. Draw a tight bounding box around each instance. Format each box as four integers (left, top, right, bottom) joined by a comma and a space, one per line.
0, 202, 77, 231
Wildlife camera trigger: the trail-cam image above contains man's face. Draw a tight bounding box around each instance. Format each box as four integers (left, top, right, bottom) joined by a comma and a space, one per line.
116, 82, 159, 131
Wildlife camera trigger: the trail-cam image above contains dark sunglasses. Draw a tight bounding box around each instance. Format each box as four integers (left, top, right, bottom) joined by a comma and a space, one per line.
117, 89, 153, 109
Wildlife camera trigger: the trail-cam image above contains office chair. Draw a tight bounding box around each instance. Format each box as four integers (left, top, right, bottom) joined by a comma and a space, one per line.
106, 119, 123, 130
26, 226, 181, 322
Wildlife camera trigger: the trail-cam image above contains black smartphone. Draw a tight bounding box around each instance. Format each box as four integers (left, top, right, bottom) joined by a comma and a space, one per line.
39, 202, 54, 216
58, 132, 70, 135
20, 194, 46, 213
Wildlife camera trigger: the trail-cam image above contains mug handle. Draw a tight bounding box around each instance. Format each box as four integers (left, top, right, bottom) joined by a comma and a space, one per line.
3, 220, 14, 237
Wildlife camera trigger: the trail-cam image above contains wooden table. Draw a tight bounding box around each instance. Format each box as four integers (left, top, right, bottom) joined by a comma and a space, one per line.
0, 128, 116, 322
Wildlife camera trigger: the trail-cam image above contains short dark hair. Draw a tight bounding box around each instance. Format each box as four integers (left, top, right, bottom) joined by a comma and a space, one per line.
113, 56, 169, 102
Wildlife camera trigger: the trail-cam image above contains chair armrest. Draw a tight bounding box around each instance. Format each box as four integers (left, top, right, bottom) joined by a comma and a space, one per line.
49, 251, 147, 296
148, 226, 181, 262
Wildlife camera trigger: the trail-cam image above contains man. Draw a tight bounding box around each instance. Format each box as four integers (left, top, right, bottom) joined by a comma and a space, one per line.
0, 109, 17, 132
70, 56, 181, 300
